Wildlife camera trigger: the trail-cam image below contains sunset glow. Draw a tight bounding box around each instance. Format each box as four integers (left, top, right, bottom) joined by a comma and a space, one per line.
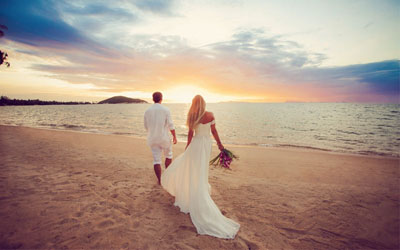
162, 85, 252, 103
0, 0, 399, 103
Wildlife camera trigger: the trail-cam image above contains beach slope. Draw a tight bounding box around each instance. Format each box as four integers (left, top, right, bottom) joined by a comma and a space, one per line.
0, 125, 398, 249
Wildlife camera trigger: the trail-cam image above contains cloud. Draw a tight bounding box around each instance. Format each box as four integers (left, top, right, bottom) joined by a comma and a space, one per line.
0, 0, 89, 48
363, 22, 373, 29
208, 29, 326, 72
0, 0, 398, 103
23, 28, 399, 102
133, 0, 176, 15
0, 0, 141, 61
295, 60, 400, 96
338, 60, 399, 95
63, 3, 135, 19
201, 29, 399, 98
0, 0, 178, 55
29, 34, 192, 91
59, 1, 139, 37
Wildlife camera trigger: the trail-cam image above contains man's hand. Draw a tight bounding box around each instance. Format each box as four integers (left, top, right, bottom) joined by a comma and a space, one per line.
170, 129, 177, 144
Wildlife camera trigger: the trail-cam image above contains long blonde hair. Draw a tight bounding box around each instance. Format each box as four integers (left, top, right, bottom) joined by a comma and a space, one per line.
186, 95, 206, 130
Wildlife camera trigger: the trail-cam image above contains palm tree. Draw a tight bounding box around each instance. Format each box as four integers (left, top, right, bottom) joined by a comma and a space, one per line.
0, 24, 10, 67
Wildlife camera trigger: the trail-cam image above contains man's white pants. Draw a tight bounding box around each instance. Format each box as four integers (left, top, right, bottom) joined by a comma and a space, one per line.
151, 144, 173, 165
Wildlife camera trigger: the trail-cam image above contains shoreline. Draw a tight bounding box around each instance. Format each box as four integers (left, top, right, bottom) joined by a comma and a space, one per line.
0, 125, 399, 249
1, 124, 398, 160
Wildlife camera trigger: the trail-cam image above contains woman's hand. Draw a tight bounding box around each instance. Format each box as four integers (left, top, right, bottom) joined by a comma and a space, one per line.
217, 142, 224, 151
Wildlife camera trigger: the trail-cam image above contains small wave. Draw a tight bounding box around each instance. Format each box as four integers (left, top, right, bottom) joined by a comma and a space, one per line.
274, 144, 332, 152
62, 124, 86, 129
112, 132, 134, 136
314, 135, 332, 140
340, 138, 366, 144
335, 145, 354, 150
379, 117, 393, 120
82, 128, 101, 133
38, 123, 58, 127
356, 150, 396, 157
337, 130, 360, 135
225, 142, 259, 147
342, 141, 358, 145
0, 122, 18, 126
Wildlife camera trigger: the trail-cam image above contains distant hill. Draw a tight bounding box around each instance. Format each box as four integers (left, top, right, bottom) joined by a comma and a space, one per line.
98, 96, 147, 104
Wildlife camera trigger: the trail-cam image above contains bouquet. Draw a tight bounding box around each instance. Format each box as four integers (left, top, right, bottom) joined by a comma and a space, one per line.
209, 148, 239, 170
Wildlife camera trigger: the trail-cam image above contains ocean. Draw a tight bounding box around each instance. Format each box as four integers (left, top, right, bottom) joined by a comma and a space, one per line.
1, 103, 399, 157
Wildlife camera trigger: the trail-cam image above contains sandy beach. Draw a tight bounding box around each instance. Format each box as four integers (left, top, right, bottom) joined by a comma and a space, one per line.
0, 125, 398, 249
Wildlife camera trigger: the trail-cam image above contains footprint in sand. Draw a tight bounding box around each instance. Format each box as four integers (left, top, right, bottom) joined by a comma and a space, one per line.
97, 219, 115, 229
85, 231, 100, 243
59, 218, 78, 225
178, 225, 196, 233
237, 236, 260, 250
74, 211, 83, 218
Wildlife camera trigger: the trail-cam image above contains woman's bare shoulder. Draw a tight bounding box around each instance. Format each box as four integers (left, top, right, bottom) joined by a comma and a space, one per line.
199, 111, 214, 123
205, 111, 215, 121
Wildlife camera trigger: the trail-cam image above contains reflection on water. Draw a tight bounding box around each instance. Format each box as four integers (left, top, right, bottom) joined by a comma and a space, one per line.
1, 103, 399, 157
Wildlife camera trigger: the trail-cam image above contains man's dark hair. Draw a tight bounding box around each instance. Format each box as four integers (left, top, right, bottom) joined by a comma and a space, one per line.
152, 92, 162, 103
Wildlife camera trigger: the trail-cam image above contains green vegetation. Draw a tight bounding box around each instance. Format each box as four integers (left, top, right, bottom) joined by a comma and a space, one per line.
0, 96, 92, 106
0, 95, 147, 106
0, 24, 10, 67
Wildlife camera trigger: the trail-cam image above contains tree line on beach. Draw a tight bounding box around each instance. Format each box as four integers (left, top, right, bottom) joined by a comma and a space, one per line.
0, 96, 147, 106
0, 96, 93, 106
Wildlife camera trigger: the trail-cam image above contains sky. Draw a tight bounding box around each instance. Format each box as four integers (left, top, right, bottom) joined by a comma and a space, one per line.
0, 0, 399, 103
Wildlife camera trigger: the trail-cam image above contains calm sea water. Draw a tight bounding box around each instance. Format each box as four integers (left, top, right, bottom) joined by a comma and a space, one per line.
0, 103, 399, 157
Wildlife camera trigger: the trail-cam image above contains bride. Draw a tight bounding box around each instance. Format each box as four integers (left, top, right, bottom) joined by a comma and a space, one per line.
161, 95, 240, 239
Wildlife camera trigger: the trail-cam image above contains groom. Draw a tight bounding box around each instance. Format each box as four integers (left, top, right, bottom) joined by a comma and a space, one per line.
144, 92, 177, 185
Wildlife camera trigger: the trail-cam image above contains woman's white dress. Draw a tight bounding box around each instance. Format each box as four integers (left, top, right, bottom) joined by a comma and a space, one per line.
161, 120, 240, 239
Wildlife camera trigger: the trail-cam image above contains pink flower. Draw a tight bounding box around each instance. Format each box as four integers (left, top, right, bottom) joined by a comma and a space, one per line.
209, 148, 239, 170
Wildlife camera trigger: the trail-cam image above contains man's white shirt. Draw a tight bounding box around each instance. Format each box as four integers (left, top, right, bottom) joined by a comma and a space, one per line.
144, 103, 175, 148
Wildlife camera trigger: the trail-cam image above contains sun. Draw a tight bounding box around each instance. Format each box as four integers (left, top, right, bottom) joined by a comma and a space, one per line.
162, 85, 234, 103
